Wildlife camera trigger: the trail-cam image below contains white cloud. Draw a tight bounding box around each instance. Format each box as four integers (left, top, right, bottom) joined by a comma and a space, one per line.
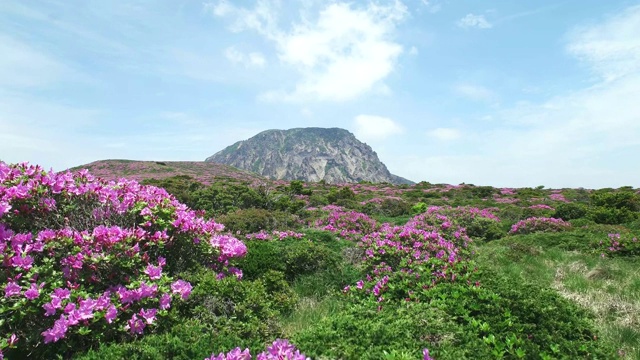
209, 1, 407, 102
393, 5, 640, 188
457, 14, 493, 29
420, 0, 441, 14
353, 114, 404, 142
224, 46, 267, 68
427, 128, 461, 141
566, 5, 640, 82
454, 83, 495, 102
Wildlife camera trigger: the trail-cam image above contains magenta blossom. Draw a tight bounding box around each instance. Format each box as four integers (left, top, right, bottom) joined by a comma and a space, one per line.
4, 282, 21, 297
170, 280, 192, 300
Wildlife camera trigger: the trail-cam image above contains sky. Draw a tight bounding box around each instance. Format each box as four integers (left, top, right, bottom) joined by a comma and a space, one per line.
1, 0, 639, 188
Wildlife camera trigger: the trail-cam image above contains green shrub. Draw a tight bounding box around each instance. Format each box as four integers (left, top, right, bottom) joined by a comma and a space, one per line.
235, 239, 340, 282
554, 203, 588, 220
465, 217, 506, 241
219, 208, 299, 234
587, 206, 637, 225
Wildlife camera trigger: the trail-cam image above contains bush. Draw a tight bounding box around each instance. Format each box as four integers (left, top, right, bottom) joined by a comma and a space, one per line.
587, 206, 637, 225
465, 217, 505, 241
219, 208, 299, 234
292, 301, 463, 360
553, 203, 588, 221
0, 162, 246, 358
509, 217, 571, 235
235, 239, 340, 282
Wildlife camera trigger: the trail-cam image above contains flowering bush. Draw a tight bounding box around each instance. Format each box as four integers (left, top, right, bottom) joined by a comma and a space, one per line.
205, 339, 309, 360
314, 210, 378, 241
595, 233, 640, 257
245, 230, 304, 241
0, 162, 246, 357
509, 217, 571, 235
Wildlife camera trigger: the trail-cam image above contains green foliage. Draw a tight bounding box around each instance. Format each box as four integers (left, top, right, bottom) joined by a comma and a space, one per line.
554, 202, 588, 221
590, 190, 640, 211
410, 202, 428, 215
327, 186, 356, 204
587, 206, 637, 225
142, 175, 204, 208
465, 217, 506, 241
219, 208, 299, 234
235, 239, 340, 282
292, 301, 466, 360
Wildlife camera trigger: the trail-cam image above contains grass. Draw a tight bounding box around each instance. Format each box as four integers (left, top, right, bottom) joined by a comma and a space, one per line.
476, 229, 640, 359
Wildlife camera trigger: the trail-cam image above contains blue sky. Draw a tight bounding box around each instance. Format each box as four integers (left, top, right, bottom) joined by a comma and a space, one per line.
1, 0, 639, 188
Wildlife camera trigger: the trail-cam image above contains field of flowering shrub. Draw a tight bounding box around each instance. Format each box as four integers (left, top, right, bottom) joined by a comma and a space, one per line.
2, 160, 639, 359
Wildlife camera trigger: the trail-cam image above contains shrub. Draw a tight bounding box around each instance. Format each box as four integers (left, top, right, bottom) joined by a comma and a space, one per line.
219, 209, 299, 234
0, 162, 246, 358
594, 233, 640, 257
553, 203, 588, 221
235, 239, 339, 282
314, 210, 378, 241
509, 217, 571, 235
587, 206, 637, 225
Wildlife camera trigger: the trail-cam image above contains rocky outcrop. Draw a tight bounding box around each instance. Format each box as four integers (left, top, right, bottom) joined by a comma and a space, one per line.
205, 128, 413, 184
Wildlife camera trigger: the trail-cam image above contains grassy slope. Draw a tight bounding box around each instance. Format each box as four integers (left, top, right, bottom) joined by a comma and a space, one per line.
70, 160, 270, 186
476, 230, 640, 359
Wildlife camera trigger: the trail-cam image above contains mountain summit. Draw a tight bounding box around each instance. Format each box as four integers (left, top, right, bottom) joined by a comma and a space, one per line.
205, 128, 413, 184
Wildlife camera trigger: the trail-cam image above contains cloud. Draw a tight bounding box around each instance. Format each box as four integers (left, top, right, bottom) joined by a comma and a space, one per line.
566, 5, 640, 81
224, 47, 267, 68
393, 5, 640, 188
420, 0, 441, 14
456, 14, 493, 29
454, 83, 495, 102
353, 114, 404, 142
209, 0, 407, 102
427, 128, 461, 141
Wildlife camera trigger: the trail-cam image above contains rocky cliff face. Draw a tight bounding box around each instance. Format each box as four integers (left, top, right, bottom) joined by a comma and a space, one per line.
205, 128, 413, 184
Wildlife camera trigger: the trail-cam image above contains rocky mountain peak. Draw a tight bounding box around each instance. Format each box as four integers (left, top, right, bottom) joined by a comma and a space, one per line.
205, 127, 413, 184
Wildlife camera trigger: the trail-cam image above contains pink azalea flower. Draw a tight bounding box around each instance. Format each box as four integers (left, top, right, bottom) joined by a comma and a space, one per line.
139, 308, 157, 324
144, 264, 162, 280
41, 315, 69, 343
4, 282, 21, 297
170, 280, 192, 300
159, 293, 172, 310
105, 305, 117, 324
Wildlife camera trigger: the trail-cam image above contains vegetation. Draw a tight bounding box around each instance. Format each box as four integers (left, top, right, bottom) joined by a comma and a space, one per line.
2, 161, 639, 359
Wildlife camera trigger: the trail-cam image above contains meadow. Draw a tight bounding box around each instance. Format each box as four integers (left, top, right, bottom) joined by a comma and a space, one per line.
1, 161, 638, 359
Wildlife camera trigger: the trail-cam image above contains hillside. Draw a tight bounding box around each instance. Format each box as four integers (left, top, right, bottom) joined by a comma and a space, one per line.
71, 159, 270, 185
205, 127, 414, 185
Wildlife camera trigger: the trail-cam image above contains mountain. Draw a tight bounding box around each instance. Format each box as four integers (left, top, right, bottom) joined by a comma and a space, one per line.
70, 160, 268, 185
205, 128, 413, 184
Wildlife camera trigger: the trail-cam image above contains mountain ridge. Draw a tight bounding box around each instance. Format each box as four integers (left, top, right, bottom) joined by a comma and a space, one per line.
205, 127, 413, 185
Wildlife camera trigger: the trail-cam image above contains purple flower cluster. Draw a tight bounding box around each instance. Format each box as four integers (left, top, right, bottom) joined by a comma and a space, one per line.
0, 162, 246, 353
509, 217, 571, 235
245, 230, 305, 241
205, 339, 310, 360
314, 210, 378, 240
347, 209, 474, 303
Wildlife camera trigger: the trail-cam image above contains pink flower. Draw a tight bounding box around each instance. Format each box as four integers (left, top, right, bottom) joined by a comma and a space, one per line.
4, 282, 21, 297
7, 334, 18, 347
170, 280, 192, 300
159, 293, 171, 310
139, 308, 157, 324
144, 264, 162, 280
125, 314, 146, 335
105, 305, 117, 324
25, 282, 43, 300
41, 315, 69, 343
